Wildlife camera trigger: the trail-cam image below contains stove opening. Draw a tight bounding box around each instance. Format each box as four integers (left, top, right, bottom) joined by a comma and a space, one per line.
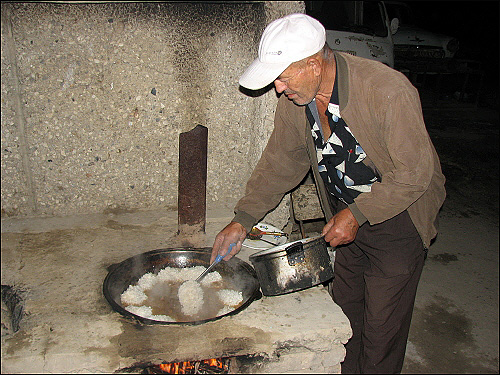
121, 357, 232, 374
157, 357, 230, 374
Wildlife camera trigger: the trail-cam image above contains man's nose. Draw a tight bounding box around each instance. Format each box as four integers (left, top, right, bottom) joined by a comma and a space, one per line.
274, 80, 286, 93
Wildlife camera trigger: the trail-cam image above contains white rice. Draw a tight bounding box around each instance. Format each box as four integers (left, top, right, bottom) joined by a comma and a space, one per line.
179, 266, 207, 281
156, 267, 183, 282
121, 284, 148, 306
217, 289, 243, 307
178, 279, 204, 316
217, 305, 234, 316
151, 314, 176, 322
156, 266, 207, 283
200, 270, 222, 286
125, 305, 176, 322
136, 272, 157, 290
121, 266, 228, 321
125, 305, 153, 318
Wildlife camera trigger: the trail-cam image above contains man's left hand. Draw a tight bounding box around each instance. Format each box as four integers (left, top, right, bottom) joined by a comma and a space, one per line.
322, 208, 359, 247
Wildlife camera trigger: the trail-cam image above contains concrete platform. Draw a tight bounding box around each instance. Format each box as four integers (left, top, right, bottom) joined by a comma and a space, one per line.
1, 209, 351, 373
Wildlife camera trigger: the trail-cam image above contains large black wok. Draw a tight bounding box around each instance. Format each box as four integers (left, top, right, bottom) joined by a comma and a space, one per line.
103, 247, 261, 325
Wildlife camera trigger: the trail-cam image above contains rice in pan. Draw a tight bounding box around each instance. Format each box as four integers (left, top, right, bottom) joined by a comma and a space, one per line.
217, 289, 243, 307
125, 305, 153, 318
217, 305, 234, 316
136, 272, 157, 290
180, 266, 208, 281
150, 314, 176, 322
156, 267, 182, 282
156, 266, 208, 283
120, 265, 239, 321
125, 305, 176, 322
121, 284, 148, 306
178, 279, 204, 316
200, 270, 222, 286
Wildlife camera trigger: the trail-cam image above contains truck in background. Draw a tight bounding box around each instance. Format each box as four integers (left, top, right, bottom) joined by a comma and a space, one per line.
305, 1, 399, 68
384, 1, 483, 108
385, 1, 459, 63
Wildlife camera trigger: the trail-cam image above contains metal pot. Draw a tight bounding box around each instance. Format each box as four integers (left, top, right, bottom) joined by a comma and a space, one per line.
103, 247, 261, 325
249, 236, 334, 296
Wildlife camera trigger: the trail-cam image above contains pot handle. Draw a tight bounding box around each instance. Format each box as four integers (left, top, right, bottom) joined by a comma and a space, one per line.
285, 242, 305, 266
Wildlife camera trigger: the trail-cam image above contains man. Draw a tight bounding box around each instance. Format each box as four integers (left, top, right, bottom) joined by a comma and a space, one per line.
211, 13, 446, 374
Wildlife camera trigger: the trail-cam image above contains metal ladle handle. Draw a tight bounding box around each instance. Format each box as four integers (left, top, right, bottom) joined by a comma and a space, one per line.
195, 243, 235, 282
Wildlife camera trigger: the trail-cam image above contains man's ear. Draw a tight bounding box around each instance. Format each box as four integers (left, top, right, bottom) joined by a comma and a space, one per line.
307, 57, 322, 77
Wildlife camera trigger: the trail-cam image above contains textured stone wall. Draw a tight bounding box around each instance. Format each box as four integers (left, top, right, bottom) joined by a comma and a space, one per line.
1, 1, 304, 226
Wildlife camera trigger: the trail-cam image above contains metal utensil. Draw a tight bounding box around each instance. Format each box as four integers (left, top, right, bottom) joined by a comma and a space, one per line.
249, 227, 287, 237
246, 232, 285, 241
246, 234, 280, 247
195, 243, 235, 282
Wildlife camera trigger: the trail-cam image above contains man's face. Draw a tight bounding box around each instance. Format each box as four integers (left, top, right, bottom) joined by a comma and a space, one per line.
274, 61, 319, 106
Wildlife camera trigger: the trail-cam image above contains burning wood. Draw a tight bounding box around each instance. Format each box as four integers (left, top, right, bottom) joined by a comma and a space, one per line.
150, 357, 231, 374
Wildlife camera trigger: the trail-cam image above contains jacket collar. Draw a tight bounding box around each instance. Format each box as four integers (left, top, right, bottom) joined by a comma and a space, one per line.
333, 51, 349, 113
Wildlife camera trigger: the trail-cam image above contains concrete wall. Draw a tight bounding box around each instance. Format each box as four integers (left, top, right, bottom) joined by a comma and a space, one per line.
1, 1, 305, 227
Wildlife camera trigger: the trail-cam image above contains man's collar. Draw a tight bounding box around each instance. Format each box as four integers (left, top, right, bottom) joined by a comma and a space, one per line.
327, 56, 340, 119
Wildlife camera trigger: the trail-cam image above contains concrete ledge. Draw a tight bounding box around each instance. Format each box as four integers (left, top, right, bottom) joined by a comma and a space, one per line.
1, 210, 351, 373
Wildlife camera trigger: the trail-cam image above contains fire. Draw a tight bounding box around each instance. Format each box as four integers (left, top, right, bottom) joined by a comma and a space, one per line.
157, 358, 228, 374
208, 358, 218, 367
159, 361, 193, 373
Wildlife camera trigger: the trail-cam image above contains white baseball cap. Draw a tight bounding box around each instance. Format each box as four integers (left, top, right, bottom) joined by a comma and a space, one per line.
239, 13, 326, 90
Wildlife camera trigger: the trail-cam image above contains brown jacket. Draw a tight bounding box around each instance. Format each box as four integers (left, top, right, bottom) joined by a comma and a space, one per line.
233, 52, 446, 249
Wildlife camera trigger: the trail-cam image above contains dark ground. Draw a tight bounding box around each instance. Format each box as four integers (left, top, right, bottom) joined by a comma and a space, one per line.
396, 11, 499, 372
400, 79, 499, 373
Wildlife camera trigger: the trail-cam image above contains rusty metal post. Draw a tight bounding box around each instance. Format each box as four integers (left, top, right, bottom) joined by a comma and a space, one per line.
178, 125, 208, 236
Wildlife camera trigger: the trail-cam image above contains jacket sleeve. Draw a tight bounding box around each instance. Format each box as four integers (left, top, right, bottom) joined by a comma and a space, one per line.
233, 97, 311, 232
353, 85, 438, 224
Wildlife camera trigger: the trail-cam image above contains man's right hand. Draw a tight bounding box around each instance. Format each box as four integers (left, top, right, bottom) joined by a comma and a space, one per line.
210, 221, 247, 263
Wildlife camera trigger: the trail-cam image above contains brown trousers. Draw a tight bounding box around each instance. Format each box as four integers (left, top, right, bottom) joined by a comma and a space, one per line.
328, 209, 426, 374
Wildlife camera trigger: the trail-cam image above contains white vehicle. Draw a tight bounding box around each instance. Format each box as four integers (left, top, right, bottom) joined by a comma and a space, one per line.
385, 1, 459, 60
306, 1, 399, 68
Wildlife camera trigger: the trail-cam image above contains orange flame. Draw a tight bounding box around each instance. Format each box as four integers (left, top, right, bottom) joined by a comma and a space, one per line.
159, 361, 193, 374
158, 358, 226, 373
